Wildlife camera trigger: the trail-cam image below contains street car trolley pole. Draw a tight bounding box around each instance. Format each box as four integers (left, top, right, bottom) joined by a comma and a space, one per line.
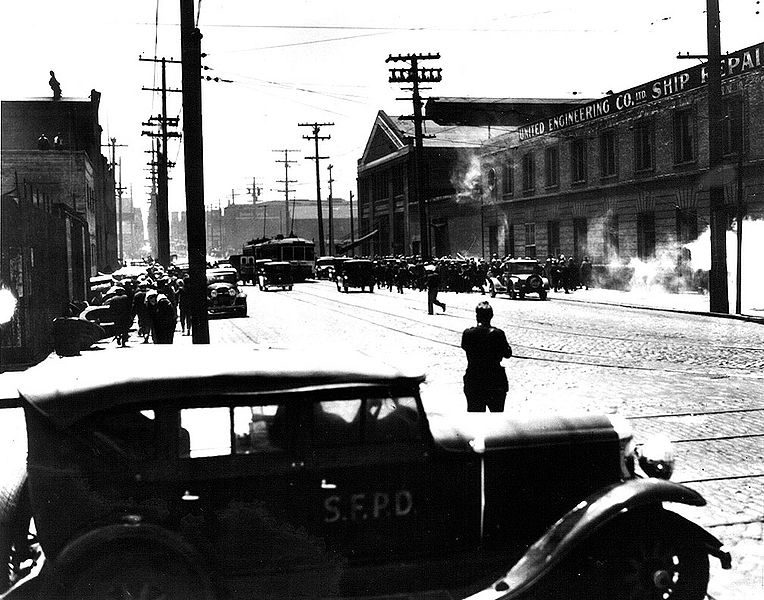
180, 0, 210, 343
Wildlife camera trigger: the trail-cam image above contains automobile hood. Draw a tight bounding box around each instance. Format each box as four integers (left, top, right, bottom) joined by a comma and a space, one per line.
427, 412, 618, 452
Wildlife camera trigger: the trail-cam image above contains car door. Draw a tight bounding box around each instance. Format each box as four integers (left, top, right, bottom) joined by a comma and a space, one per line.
170, 401, 326, 577
296, 394, 481, 565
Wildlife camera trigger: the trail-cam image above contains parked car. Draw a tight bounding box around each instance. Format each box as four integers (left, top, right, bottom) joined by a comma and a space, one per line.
314, 256, 347, 280
336, 259, 375, 293
258, 261, 293, 291
206, 267, 247, 316
0, 346, 730, 600
489, 259, 550, 300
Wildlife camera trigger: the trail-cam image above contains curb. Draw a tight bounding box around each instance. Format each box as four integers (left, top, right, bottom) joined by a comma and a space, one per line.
550, 295, 764, 324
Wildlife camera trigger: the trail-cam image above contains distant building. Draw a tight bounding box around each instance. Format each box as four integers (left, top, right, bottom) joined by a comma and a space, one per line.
356, 111, 488, 257
120, 195, 146, 260
223, 199, 351, 256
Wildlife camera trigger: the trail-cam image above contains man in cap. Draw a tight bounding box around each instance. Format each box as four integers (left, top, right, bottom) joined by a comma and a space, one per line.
425, 264, 445, 315
460, 301, 512, 412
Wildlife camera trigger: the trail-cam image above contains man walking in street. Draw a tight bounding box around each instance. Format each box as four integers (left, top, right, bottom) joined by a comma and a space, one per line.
461, 301, 512, 412
425, 264, 446, 315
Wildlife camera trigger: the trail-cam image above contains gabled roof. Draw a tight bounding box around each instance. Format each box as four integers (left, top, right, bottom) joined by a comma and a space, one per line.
359, 111, 488, 168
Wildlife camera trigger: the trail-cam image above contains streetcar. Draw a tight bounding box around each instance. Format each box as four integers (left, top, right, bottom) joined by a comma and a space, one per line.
242, 236, 315, 282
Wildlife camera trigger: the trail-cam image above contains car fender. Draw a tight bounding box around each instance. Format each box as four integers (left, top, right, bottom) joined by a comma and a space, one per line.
464, 478, 721, 600
47, 521, 213, 585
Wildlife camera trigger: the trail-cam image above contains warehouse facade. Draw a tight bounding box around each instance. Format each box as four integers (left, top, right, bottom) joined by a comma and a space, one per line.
478, 41, 764, 276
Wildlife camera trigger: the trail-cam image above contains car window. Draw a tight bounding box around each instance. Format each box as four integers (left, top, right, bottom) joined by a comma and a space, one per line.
180, 404, 289, 458
310, 397, 421, 447
365, 397, 421, 443
312, 400, 362, 447
87, 409, 158, 460
233, 404, 288, 453
180, 407, 231, 458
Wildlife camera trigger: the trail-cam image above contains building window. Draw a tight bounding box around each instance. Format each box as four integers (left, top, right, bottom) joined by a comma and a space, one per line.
544, 146, 559, 188
676, 208, 698, 244
634, 118, 654, 172
392, 165, 404, 197
571, 138, 587, 183
487, 168, 498, 200
722, 96, 743, 156
637, 212, 656, 259
524, 223, 536, 259
673, 108, 695, 164
522, 153, 535, 193
600, 130, 617, 178
488, 225, 498, 257
505, 224, 515, 258
502, 161, 514, 195
573, 218, 588, 259
603, 213, 619, 262
547, 220, 560, 257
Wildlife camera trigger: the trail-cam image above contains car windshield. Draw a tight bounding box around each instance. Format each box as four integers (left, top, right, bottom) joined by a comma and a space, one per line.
207, 272, 237, 285
508, 262, 537, 274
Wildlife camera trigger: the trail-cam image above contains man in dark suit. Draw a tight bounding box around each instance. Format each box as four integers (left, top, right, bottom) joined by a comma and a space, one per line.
461, 302, 512, 412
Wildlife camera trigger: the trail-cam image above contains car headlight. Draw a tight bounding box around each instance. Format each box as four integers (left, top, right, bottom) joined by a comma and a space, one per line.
229, 288, 236, 296
637, 434, 675, 479
210, 289, 218, 298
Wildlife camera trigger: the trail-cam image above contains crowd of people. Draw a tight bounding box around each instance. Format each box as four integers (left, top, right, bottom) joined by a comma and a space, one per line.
86, 262, 191, 346
360, 254, 594, 294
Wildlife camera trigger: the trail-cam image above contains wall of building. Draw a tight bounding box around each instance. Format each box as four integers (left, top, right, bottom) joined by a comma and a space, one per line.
480, 67, 764, 271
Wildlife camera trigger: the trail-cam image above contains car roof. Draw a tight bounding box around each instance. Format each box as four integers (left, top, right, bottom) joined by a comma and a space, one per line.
16, 346, 425, 429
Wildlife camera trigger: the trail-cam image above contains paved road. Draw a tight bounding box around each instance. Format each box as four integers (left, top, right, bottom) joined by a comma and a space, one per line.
209, 280, 764, 599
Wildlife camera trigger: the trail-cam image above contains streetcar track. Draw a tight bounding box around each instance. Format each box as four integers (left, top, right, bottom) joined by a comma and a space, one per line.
284, 287, 753, 376
292, 282, 764, 352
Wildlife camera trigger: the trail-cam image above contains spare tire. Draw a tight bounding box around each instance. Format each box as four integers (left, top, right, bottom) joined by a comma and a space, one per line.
528, 275, 542, 290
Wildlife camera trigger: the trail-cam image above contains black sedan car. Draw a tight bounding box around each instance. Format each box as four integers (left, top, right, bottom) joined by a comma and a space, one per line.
0, 346, 729, 600
489, 259, 550, 300
206, 267, 247, 316
336, 259, 375, 293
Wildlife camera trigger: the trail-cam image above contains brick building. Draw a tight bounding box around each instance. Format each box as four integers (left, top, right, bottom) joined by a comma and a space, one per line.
477, 40, 764, 278
1, 92, 118, 273
356, 111, 488, 257
1, 91, 116, 366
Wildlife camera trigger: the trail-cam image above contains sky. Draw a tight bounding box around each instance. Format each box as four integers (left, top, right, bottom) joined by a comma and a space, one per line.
1, 0, 763, 218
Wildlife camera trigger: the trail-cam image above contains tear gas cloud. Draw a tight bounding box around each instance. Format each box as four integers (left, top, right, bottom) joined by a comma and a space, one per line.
626, 218, 764, 313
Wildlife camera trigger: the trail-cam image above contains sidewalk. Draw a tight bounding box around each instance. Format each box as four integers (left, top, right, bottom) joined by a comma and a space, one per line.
548, 286, 764, 323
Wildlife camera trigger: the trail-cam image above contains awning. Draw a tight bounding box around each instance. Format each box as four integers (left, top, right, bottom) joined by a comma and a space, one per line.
335, 229, 379, 254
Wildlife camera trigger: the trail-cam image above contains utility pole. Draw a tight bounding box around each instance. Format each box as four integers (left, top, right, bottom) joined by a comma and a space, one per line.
706, 0, 729, 313
299, 122, 334, 256
103, 137, 127, 265
349, 190, 355, 251
180, 0, 209, 343
116, 158, 128, 265
327, 164, 335, 256
386, 52, 441, 259
274, 150, 298, 235
140, 55, 182, 267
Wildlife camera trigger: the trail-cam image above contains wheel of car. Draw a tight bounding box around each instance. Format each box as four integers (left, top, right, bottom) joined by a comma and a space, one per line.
0, 472, 36, 594
539, 290, 548, 301
288, 285, 293, 291
59, 544, 216, 600
564, 509, 710, 600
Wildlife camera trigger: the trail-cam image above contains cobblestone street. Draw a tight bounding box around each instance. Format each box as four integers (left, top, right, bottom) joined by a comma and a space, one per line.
200, 281, 764, 599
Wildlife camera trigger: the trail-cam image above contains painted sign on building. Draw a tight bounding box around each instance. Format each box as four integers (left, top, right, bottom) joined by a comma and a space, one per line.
518, 40, 764, 142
